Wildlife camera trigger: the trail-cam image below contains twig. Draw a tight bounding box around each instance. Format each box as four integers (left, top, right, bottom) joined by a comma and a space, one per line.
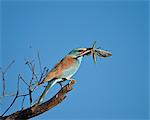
31, 63, 38, 81
1, 77, 20, 117
38, 67, 49, 84
37, 50, 42, 74
18, 74, 29, 87
2, 72, 5, 96
1, 91, 19, 117
29, 88, 32, 106
0, 93, 16, 98
17, 93, 29, 98
1, 72, 15, 98
1, 60, 15, 97
3, 60, 15, 74
21, 96, 25, 110
26, 60, 38, 82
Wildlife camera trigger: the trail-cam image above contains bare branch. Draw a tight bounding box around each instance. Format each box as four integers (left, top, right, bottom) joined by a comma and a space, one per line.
0, 60, 15, 98
18, 74, 29, 87
2, 72, 5, 96
21, 96, 25, 110
38, 67, 49, 84
17, 93, 29, 98
29, 88, 32, 106
1, 91, 19, 117
3, 60, 15, 74
1, 76, 20, 117
2, 80, 76, 120
25, 60, 38, 82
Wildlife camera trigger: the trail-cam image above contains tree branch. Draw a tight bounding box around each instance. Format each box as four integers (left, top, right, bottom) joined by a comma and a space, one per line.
2, 80, 76, 120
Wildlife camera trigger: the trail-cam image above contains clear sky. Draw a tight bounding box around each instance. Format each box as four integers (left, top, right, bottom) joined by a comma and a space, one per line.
0, 1, 149, 120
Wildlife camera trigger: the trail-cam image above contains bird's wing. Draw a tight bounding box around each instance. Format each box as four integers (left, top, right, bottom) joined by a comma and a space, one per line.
39, 60, 63, 84
39, 56, 76, 84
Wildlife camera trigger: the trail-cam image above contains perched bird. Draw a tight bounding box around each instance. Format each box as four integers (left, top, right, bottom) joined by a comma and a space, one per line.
37, 48, 90, 104
36, 42, 112, 104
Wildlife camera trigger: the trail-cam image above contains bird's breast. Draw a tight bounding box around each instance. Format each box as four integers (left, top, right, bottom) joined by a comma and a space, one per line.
61, 56, 83, 78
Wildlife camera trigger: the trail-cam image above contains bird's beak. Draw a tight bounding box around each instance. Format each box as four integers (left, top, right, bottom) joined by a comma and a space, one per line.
80, 48, 92, 56
80, 47, 97, 64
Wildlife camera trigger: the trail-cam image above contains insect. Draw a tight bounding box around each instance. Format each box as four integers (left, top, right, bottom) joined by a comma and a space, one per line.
83, 41, 112, 63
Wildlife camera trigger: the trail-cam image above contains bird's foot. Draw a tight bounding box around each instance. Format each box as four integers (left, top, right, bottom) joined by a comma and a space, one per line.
62, 78, 75, 82
66, 78, 76, 84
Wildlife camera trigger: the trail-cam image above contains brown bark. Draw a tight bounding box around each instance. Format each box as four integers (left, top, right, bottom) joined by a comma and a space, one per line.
2, 80, 76, 120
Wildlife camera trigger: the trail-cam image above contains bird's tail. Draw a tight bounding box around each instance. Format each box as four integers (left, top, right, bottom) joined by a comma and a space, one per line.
36, 79, 57, 104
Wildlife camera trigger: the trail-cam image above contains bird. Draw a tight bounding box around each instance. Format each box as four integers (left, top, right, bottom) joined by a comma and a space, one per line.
36, 48, 91, 104
36, 42, 112, 104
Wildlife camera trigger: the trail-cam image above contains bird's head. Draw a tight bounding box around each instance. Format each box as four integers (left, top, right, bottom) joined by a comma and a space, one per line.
68, 48, 90, 58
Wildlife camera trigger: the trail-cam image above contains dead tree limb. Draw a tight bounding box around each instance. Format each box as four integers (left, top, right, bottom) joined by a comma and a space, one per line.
2, 80, 76, 120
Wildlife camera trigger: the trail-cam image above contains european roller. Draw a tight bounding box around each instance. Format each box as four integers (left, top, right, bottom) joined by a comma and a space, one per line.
37, 43, 112, 104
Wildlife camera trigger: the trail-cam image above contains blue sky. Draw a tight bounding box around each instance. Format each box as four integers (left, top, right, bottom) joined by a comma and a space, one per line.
0, 1, 149, 120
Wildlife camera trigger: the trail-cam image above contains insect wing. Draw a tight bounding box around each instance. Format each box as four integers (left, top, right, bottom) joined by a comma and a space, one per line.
95, 49, 112, 58
92, 50, 97, 64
